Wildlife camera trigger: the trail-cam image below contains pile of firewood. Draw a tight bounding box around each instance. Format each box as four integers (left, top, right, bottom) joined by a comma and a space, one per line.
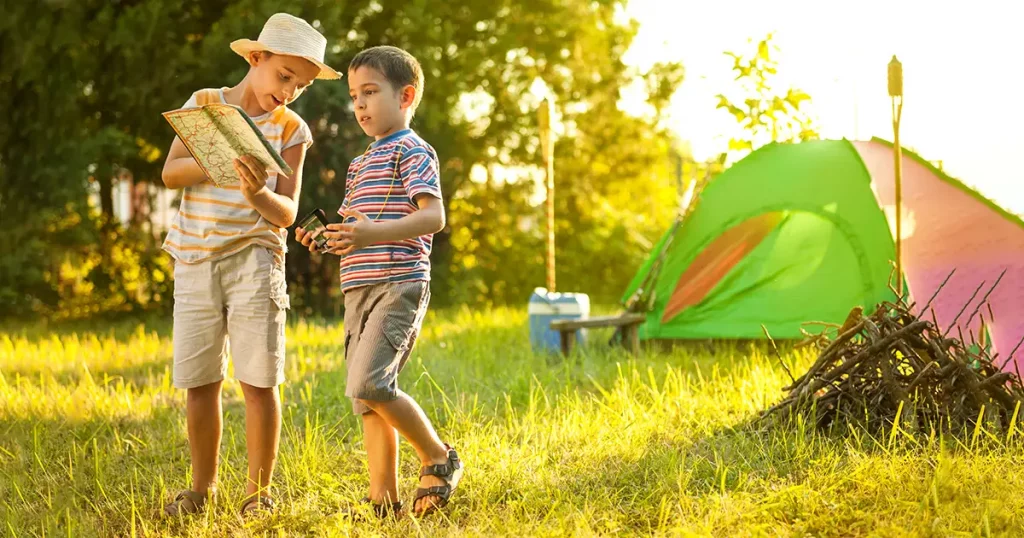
762, 273, 1024, 434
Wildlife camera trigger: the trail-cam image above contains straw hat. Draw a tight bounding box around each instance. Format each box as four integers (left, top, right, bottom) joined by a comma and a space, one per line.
230, 13, 341, 80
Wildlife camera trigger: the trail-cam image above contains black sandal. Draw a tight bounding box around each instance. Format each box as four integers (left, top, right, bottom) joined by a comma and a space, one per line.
412, 443, 464, 516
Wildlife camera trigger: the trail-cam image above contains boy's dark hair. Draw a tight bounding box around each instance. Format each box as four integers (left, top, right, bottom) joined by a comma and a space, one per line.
349, 46, 424, 116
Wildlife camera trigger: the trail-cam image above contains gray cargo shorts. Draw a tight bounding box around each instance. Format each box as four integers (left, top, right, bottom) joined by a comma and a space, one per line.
343, 280, 430, 414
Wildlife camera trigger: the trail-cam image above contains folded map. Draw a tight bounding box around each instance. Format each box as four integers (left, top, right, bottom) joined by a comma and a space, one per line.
162, 103, 292, 186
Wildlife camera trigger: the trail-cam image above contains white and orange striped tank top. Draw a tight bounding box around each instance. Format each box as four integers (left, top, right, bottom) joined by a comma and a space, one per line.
162, 87, 312, 265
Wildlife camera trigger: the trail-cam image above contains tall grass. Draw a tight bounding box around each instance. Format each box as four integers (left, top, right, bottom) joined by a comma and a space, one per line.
2, 307, 1022, 537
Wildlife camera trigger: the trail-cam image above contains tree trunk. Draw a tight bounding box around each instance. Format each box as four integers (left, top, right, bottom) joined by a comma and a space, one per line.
97, 164, 115, 225
431, 227, 453, 306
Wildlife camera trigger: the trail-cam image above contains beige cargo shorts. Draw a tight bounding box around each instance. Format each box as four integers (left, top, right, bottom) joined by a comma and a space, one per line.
171, 244, 290, 389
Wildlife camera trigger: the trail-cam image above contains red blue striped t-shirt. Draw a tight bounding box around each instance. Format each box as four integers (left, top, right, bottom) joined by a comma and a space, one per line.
337, 129, 443, 291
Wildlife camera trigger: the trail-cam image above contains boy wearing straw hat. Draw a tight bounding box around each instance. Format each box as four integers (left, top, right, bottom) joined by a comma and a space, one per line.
295, 45, 462, 520
158, 13, 340, 518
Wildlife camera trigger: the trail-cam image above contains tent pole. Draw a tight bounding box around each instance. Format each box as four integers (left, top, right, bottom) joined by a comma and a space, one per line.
539, 97, 556, 292
889, 56, 904, 297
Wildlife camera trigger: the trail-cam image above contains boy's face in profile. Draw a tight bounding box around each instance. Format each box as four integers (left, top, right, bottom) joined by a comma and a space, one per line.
348, 65, 412, 139
249, 52, 319, 112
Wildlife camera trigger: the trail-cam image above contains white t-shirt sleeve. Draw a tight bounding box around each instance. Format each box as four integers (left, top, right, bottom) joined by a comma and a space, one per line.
283, 116, 314, 151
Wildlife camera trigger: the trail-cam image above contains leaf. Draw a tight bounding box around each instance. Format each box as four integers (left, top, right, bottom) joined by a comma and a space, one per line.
786, 89, 812, 107
725, 105, 746, 122
723, 51, 742, 70
728, 139, 753, 151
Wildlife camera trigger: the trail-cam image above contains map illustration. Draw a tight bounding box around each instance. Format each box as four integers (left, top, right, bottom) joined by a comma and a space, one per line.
162, 103, 292, 187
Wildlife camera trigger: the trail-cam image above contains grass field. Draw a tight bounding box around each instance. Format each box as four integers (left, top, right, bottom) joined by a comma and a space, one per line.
2, 307, 1023, 537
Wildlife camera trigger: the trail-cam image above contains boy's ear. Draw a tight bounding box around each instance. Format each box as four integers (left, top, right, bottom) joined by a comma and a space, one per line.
400, 85, 417, 110
249, 51, 261, 66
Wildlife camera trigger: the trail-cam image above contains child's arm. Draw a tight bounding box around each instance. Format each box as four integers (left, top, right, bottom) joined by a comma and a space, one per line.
324, 194, 444, 255
234, 142, 307, 228
161, 136, 209, 189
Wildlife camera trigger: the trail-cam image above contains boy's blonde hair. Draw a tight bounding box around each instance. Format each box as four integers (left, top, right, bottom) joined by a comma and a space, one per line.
349, 46, 425, 116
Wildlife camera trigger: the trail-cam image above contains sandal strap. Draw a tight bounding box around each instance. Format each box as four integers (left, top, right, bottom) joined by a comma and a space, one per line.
240, 494, 275, 513
420, 462, 454, 478
414, 485, 452, 500
355, 497, 403, 519
413, 485, 453, 513
177, 490, 207, 505
419, 446, 462, 479
163, 489, 207, 516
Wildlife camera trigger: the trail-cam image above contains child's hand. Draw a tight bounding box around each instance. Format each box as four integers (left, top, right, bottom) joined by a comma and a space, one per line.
234, 155, 269, 199
324, 209, 376, 256
294, 227, 320, 253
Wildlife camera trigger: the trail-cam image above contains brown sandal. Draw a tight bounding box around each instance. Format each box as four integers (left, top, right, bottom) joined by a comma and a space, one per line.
159, 490, 208, 518
239, 494, 276, 516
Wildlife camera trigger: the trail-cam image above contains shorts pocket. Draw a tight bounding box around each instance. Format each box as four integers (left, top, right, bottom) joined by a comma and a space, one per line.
252, 245, 289, 311
269, 265, 290, 311
386, 282, 430, 351
343, 328, 353, 362
382, 314, 414, 353
266, 261, 288, 354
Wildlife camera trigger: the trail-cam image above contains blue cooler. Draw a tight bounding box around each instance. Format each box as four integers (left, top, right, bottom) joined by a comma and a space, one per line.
528, 288, 590, 351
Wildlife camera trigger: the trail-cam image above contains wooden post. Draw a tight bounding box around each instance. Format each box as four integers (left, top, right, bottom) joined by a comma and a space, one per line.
560, 329, 576, 356
538, 97, 555, 292
623, 323, 640, 354
888, 56, 904, 297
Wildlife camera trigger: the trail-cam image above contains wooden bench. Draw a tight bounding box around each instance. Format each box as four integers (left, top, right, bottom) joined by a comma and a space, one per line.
549, 313, 647, 355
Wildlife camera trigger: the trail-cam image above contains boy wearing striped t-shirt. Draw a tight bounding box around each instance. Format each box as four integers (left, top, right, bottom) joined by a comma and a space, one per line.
295, 46, 462, 519
158, 14, 341, 517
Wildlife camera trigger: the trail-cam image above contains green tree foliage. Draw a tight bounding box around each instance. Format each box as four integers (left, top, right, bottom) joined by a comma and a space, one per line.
715, 32, 819, 160
0, 1, 197, 315
443, 9, 686, 306
0, 0, 686, 319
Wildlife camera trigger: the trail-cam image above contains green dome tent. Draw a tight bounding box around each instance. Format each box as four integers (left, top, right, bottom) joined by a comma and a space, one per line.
621, 137, 1024, 366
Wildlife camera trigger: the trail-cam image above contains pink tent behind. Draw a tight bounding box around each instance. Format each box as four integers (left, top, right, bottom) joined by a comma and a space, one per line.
853, 139, 1024, 373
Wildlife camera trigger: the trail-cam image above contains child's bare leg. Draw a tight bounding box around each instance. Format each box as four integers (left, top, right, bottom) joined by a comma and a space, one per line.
187, 380, 224, 494
362, 410, 400, 505
239, 382, 281, 497
358, 391, 450, 513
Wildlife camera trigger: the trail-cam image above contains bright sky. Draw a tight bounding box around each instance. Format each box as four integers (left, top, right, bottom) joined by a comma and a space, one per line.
618, 0, 1023, 214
